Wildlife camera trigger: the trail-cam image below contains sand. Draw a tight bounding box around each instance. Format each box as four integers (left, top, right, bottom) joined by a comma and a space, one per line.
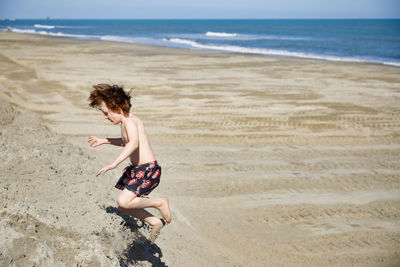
0, 31, 399, 266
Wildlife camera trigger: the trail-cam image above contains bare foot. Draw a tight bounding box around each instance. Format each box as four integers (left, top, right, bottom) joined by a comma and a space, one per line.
158, 197, 172, 224
149, 218, 166, 244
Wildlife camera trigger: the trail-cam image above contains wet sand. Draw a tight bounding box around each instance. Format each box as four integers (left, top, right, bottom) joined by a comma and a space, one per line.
0, 31, 400, 266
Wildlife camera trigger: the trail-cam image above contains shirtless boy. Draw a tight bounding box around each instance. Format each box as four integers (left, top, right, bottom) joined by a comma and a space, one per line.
88, 84, 171, 243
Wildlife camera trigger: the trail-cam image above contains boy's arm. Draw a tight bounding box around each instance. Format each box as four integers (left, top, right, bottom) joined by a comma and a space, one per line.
96, 120, 138, 176
88, 136, 124, 147
111, 120, 139, 166
106, 138, 124, 147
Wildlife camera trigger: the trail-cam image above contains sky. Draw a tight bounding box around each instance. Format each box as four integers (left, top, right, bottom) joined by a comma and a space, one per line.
0, 0, 399, 19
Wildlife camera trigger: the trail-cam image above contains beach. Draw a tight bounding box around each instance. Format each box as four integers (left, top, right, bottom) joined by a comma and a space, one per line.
0, 31, 399, 266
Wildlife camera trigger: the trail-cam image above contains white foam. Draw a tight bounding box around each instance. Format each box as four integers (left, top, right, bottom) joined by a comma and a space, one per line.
10, 28, 37, 34
100, 35, 165, 46
206, 31, 238, 37
383, 61, 400, 67
10, 27, 95, 39
34, 24, 55, 29
204, 32, 307, 41
164, 38, 400, 67
165, 38, 198, 46
163, 33, 310, 42
100, 35, 143, 43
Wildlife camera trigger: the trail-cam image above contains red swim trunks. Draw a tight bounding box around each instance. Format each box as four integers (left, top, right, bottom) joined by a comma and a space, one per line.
115, 160, 161, 197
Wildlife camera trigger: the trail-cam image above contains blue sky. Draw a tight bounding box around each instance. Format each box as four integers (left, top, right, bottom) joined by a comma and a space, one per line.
0, 0, 399, 19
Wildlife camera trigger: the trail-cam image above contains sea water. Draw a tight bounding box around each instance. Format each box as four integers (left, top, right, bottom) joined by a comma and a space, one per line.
1, 19, 399, 66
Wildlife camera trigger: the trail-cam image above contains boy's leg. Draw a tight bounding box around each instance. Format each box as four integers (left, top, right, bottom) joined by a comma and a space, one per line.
118, 205, 165, 243
117, 188, 171, 223
117, 189, 170, 243
117, 206, 160, 226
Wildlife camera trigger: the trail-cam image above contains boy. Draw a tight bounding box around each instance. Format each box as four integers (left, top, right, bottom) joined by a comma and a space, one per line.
88, 84, 171, 243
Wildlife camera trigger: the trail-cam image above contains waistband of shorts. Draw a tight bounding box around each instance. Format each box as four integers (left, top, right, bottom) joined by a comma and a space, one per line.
131, 160, 158, 169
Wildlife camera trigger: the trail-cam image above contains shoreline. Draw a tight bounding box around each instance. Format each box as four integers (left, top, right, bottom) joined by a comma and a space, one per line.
2, 29, 400, 68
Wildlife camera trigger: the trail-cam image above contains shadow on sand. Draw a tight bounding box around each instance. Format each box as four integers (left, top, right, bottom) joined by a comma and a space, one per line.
104, 206, 167, 267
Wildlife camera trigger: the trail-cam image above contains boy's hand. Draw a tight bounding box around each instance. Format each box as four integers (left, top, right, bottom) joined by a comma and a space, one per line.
88, 136, 108, 147
96, 163, 117, 177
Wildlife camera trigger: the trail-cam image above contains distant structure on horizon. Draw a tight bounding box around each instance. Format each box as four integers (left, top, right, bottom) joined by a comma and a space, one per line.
46, 16, 50, 20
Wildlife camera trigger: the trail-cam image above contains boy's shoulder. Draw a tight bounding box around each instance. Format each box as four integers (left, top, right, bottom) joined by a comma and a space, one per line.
127, 114, 141, 123
123, 114, 143, 128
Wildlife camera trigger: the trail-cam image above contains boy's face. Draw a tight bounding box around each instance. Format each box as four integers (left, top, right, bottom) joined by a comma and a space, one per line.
99, 101, 122, 125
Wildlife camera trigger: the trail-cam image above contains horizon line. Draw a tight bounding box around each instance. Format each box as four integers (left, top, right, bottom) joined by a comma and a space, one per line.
2, 17, 400, 20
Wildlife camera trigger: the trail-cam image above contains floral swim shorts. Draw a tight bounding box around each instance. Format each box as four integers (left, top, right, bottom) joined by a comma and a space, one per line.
115, 160, 161, 197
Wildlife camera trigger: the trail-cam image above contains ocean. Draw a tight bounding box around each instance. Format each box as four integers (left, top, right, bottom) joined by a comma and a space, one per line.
1, 19, 400, 66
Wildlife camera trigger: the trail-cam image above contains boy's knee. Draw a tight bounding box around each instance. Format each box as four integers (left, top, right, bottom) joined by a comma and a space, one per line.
116, 197, 128, 209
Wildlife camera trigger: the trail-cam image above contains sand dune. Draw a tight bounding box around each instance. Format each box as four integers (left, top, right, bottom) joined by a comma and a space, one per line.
0, 31, 400, 266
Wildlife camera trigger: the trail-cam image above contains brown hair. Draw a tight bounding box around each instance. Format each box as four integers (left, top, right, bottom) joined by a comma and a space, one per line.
88, 84, 132, 115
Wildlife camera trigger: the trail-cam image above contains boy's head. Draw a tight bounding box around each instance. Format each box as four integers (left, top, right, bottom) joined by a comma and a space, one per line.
88, 84, 132, 117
